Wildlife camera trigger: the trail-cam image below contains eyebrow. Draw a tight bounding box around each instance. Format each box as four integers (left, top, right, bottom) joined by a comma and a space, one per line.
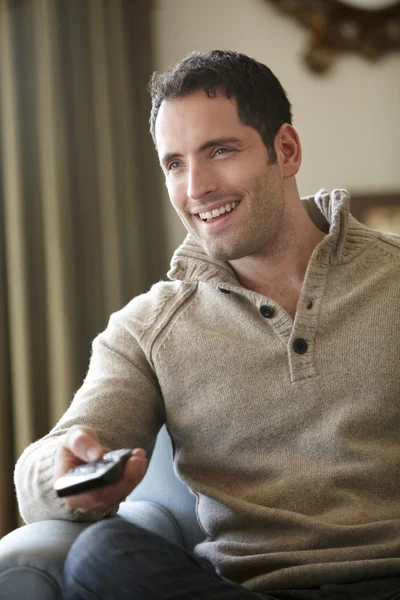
160, 137, 242, 168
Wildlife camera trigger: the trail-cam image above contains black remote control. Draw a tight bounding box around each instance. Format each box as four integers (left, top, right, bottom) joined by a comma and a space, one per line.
53, 448, 133, 498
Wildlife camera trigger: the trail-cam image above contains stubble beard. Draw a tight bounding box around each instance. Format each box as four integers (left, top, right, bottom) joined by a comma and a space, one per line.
195, 170, 287, 263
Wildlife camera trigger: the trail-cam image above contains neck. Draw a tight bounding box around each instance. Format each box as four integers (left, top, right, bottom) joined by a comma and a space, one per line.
229, 198, 326, 313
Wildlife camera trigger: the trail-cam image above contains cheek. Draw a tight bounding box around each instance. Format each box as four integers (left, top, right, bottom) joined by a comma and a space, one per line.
166, 180, 186, 213
225, 162, 260, 192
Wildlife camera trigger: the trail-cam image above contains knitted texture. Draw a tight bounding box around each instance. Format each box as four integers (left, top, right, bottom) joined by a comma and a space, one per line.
15, 189, 400, 590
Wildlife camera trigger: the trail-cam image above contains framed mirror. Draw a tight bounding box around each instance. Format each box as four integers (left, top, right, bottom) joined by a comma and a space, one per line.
266, 0, 400, 73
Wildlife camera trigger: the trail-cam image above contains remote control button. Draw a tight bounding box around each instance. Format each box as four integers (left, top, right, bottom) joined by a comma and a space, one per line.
76, 464, 99, 474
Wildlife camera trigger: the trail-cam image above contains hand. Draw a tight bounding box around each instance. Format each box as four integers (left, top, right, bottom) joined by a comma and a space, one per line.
54, 425, 147, 515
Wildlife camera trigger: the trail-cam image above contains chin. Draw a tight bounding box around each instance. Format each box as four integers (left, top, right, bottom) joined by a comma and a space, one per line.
191, 228, 252, 262
202, 242, 247, 263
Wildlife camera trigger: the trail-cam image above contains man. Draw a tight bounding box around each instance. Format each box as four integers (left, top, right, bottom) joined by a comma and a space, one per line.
15, 50, 400, 599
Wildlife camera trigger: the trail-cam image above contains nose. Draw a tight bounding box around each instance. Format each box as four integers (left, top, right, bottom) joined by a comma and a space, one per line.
187, 161, 218, 201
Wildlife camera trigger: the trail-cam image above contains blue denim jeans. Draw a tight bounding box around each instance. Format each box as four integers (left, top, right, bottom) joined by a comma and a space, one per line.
63, 517, 400, 600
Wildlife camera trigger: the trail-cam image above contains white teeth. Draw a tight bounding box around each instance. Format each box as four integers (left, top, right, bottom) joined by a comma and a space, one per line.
199, 201, 239, 221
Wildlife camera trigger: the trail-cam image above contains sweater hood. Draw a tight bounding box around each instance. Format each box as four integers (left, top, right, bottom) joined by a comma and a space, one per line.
167, 188, 376, 285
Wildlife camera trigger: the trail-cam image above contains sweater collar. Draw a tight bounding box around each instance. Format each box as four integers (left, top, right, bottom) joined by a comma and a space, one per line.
167, 189, 376, 285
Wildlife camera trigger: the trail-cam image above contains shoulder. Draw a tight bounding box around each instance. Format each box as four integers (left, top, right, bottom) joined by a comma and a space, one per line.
106, 279, 197, 349
348, 214, 400, 262
121, 279, 197, 323
373, 230, 400, 259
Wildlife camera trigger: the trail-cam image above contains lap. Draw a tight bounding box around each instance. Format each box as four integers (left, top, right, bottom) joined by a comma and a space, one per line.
63, 518, 400, 600
63, 516, 265, 599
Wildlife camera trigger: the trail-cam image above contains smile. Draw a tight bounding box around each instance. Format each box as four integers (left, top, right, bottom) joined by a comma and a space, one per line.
199, 201, 240, 222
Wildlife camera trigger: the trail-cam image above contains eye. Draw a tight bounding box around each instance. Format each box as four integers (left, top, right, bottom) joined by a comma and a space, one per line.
167, 160, 181, 172
214, 147, 232, 157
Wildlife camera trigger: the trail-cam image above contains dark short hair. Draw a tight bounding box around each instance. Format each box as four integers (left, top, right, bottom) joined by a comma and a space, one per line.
148, 50, 292, 162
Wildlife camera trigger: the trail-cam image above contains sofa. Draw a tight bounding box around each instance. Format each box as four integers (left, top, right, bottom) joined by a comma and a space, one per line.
0, 426, 205, 599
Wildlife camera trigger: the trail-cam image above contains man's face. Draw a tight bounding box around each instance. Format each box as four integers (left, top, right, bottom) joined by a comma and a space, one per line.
155, 90, 286, 262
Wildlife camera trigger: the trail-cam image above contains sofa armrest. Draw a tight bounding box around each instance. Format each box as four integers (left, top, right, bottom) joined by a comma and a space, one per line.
0, 519, 89, 600
0, 500, 185, 599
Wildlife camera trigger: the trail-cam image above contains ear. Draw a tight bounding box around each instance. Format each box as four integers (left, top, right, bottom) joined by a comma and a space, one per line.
274, 124, 301, 178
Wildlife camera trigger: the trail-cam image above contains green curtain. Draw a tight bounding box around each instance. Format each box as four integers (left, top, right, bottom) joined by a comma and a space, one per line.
0, 0, 167, 537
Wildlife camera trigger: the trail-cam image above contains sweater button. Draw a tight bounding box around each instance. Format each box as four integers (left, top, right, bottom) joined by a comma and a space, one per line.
260, 304, 274, 318
293, 338, 308, 354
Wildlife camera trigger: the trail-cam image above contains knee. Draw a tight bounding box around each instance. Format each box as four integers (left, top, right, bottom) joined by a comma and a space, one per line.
63, 517, 144, 597
74, 516, 137, 547
65, 516, 141, 567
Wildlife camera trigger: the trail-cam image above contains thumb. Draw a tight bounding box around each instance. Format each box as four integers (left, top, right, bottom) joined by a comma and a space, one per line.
65, 425, 104, 463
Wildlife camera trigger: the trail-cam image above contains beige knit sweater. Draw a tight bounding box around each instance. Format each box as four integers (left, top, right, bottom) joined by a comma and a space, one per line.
15, 189, 400, 591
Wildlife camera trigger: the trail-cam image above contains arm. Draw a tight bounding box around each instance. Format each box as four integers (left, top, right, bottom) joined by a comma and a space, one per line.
14, 311, 165, 524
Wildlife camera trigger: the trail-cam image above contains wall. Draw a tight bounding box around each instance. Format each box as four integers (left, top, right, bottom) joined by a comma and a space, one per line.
151, 0, 400, 254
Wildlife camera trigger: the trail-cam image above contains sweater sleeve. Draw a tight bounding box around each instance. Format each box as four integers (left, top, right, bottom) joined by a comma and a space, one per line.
14, 311, 165, 524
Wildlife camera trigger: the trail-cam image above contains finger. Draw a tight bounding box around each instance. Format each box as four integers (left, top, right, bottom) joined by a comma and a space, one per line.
64, 455, 148, 513
64, 426, 103, 463
131, 448, 146, 460
125, 454, 148, 481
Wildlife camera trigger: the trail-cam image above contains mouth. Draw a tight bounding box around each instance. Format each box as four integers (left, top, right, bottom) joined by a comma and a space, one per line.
198, 201, 240, 223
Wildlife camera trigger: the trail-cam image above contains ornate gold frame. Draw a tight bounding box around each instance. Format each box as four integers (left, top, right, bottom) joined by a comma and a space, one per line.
266, 0, 400, 73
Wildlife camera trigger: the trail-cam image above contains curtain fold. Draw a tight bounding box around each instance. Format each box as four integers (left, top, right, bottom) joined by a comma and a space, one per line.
0, 0, 167, 537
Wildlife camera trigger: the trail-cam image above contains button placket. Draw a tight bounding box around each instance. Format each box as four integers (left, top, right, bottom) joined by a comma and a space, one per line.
287, 258, 328, 382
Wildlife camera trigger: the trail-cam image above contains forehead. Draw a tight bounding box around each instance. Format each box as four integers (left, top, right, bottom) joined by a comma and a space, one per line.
155, 90, 248, 155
